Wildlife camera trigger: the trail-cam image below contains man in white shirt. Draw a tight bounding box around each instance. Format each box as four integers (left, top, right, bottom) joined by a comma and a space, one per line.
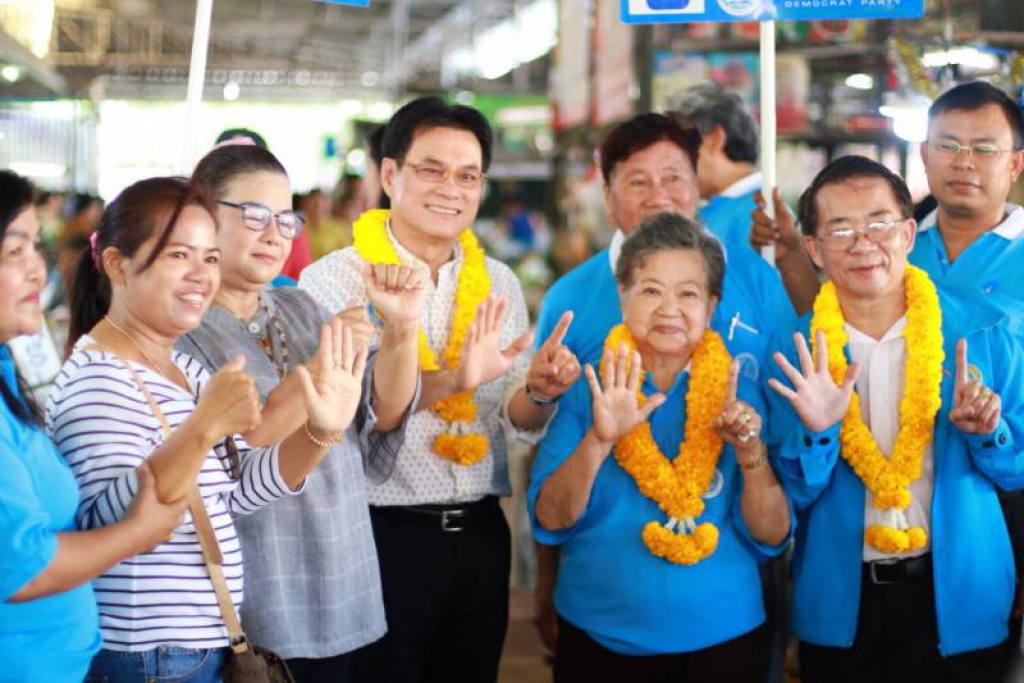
766, 155, 1024, 683
300, 96, 579, 683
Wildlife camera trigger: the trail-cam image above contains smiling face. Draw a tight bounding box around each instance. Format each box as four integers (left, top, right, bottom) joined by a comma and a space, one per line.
605, 140, 699, 236
922, 104, 1024, 219
0, 206, 47, 342
804, 176, 916, 303
381, 125, 484, 246
109, 205, 221, 338
215, 171, 293, 291
620, 248, 717, 361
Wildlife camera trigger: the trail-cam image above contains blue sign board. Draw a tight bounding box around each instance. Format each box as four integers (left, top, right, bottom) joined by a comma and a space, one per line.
622, 0, 924, 23
316, 0, 370, 6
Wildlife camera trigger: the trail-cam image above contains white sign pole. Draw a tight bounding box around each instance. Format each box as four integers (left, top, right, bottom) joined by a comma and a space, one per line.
181, 0, 214, 174
759, 19, 777, 266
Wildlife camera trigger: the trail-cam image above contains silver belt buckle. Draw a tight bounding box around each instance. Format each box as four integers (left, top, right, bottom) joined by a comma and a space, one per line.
869, 558, 900, 585
441, 509, 465, 532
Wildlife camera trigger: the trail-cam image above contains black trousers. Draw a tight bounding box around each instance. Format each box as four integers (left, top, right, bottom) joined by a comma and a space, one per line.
285, 652, 352, 683
799, 555, 1011, 683
350, 497, 511, 683
554, 615, 769, 683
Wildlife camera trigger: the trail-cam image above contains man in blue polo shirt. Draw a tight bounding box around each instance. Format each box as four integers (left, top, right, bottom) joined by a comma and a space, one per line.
912, 81, 1024, 299
672, 83, 764, 255
530, 112, 795, 671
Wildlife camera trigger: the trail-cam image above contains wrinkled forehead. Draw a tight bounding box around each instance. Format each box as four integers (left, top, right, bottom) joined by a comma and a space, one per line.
815, 177, 904, 226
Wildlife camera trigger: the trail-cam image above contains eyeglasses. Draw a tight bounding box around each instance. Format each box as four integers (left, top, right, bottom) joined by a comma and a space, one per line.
218, 200, 305, 240
928, 140, 1017, 163
817, 218, 905, 252
402, 160, 485, 189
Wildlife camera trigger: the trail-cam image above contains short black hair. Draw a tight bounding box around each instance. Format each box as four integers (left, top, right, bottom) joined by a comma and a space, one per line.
381, 96, 494, 172
928, 81, 1024, 150
616, 212, 725, 301
215, 127, 269, 150
600, 113, 701, 185
367, 124, 386, 168
796, 156, 913, 237
672, 83, 759, 164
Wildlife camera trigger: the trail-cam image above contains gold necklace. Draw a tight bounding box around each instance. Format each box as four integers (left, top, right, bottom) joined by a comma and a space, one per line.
103, 315, 176, 382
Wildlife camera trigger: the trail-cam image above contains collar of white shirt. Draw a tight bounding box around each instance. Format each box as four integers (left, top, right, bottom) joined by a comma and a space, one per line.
385, 218, 464, 274
918, 204, 1024, 241
845, 315, 907, 348
718, 171, 763, 199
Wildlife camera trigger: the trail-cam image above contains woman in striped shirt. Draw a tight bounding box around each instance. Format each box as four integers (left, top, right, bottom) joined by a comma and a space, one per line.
0, 170, 185, 683
47, 176, 366, 682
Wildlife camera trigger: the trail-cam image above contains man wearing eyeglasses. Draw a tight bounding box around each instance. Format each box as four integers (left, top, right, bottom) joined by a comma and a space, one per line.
765, 155, 1024, 683
753, 82, 1024, 312
300, 96, 580, 683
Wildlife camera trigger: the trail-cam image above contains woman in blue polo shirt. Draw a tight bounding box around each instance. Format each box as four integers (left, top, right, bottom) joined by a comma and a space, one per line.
0, 170, 184, 682
529, 213, 792, 683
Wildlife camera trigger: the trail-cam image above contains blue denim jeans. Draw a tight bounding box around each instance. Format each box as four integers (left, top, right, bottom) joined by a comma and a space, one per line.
85, 646, 227, 682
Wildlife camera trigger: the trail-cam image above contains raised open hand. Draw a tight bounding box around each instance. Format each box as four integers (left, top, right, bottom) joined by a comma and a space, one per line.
949, 338, 1001, 435
456, 295, 534, 391
296, 317, 368, 436
750, 188, 800, 261
713, 359, 765, 458
361, 262, 427, 325
768, 330, 860, 433
527, 311, 581, 400
586, 345, 665, 444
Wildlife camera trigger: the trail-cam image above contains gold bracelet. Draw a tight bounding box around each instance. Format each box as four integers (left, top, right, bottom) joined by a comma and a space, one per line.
304, 422, 344, 448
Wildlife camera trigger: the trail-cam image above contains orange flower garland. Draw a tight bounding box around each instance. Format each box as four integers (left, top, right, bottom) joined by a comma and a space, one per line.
353, 209, 491, 465
602, 324, 732, 565
810, 265, 944, 554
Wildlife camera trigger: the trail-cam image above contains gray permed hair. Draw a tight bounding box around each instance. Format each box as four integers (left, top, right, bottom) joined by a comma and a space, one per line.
616, 212, 725, 301
671, 83, 759, 165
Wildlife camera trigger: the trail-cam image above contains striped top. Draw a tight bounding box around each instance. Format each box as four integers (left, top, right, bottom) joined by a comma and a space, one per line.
45, 338, 300, 652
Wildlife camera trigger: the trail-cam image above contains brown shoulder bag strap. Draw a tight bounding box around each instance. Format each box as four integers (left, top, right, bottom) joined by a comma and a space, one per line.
84, 344, 250, 654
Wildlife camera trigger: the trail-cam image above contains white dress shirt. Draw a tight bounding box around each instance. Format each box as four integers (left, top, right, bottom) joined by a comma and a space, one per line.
299, 224, 539, 506
846, 317, 934, 562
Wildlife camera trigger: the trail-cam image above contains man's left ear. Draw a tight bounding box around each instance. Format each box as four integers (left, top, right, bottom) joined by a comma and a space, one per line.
1010, 149, 1024, 184
902, 217, 918, 254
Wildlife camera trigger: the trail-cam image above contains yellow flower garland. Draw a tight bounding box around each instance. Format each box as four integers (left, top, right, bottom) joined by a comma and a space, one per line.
353, 209, 492, 465
602, 324, 732, 565
810, 265, 944, 554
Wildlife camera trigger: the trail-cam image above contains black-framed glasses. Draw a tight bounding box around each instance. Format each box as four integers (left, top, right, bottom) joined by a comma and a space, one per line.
218, 200, 305, 240
928, 139, 1017, 163
401, 160, 486, 189
817, 218, 905, 252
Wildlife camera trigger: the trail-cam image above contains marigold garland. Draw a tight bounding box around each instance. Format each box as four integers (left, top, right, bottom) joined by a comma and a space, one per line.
602, 324, 732, 565
353, 209, 492, 466
810, 265, 944, 554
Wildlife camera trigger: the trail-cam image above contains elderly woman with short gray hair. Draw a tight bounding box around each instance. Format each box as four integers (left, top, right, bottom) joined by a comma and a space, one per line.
529, 212, 792, 683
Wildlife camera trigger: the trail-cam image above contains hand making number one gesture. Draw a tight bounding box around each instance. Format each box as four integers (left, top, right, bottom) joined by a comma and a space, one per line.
585, 345, 666, 445
768, 330, 861, 433
712, 359, 765, 459
526, 311, 582, 402
949, 338, 1001, 435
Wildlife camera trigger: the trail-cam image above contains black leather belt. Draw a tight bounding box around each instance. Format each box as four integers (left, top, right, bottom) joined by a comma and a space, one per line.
372, 496, 498, 533
863, 553, 931, 585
